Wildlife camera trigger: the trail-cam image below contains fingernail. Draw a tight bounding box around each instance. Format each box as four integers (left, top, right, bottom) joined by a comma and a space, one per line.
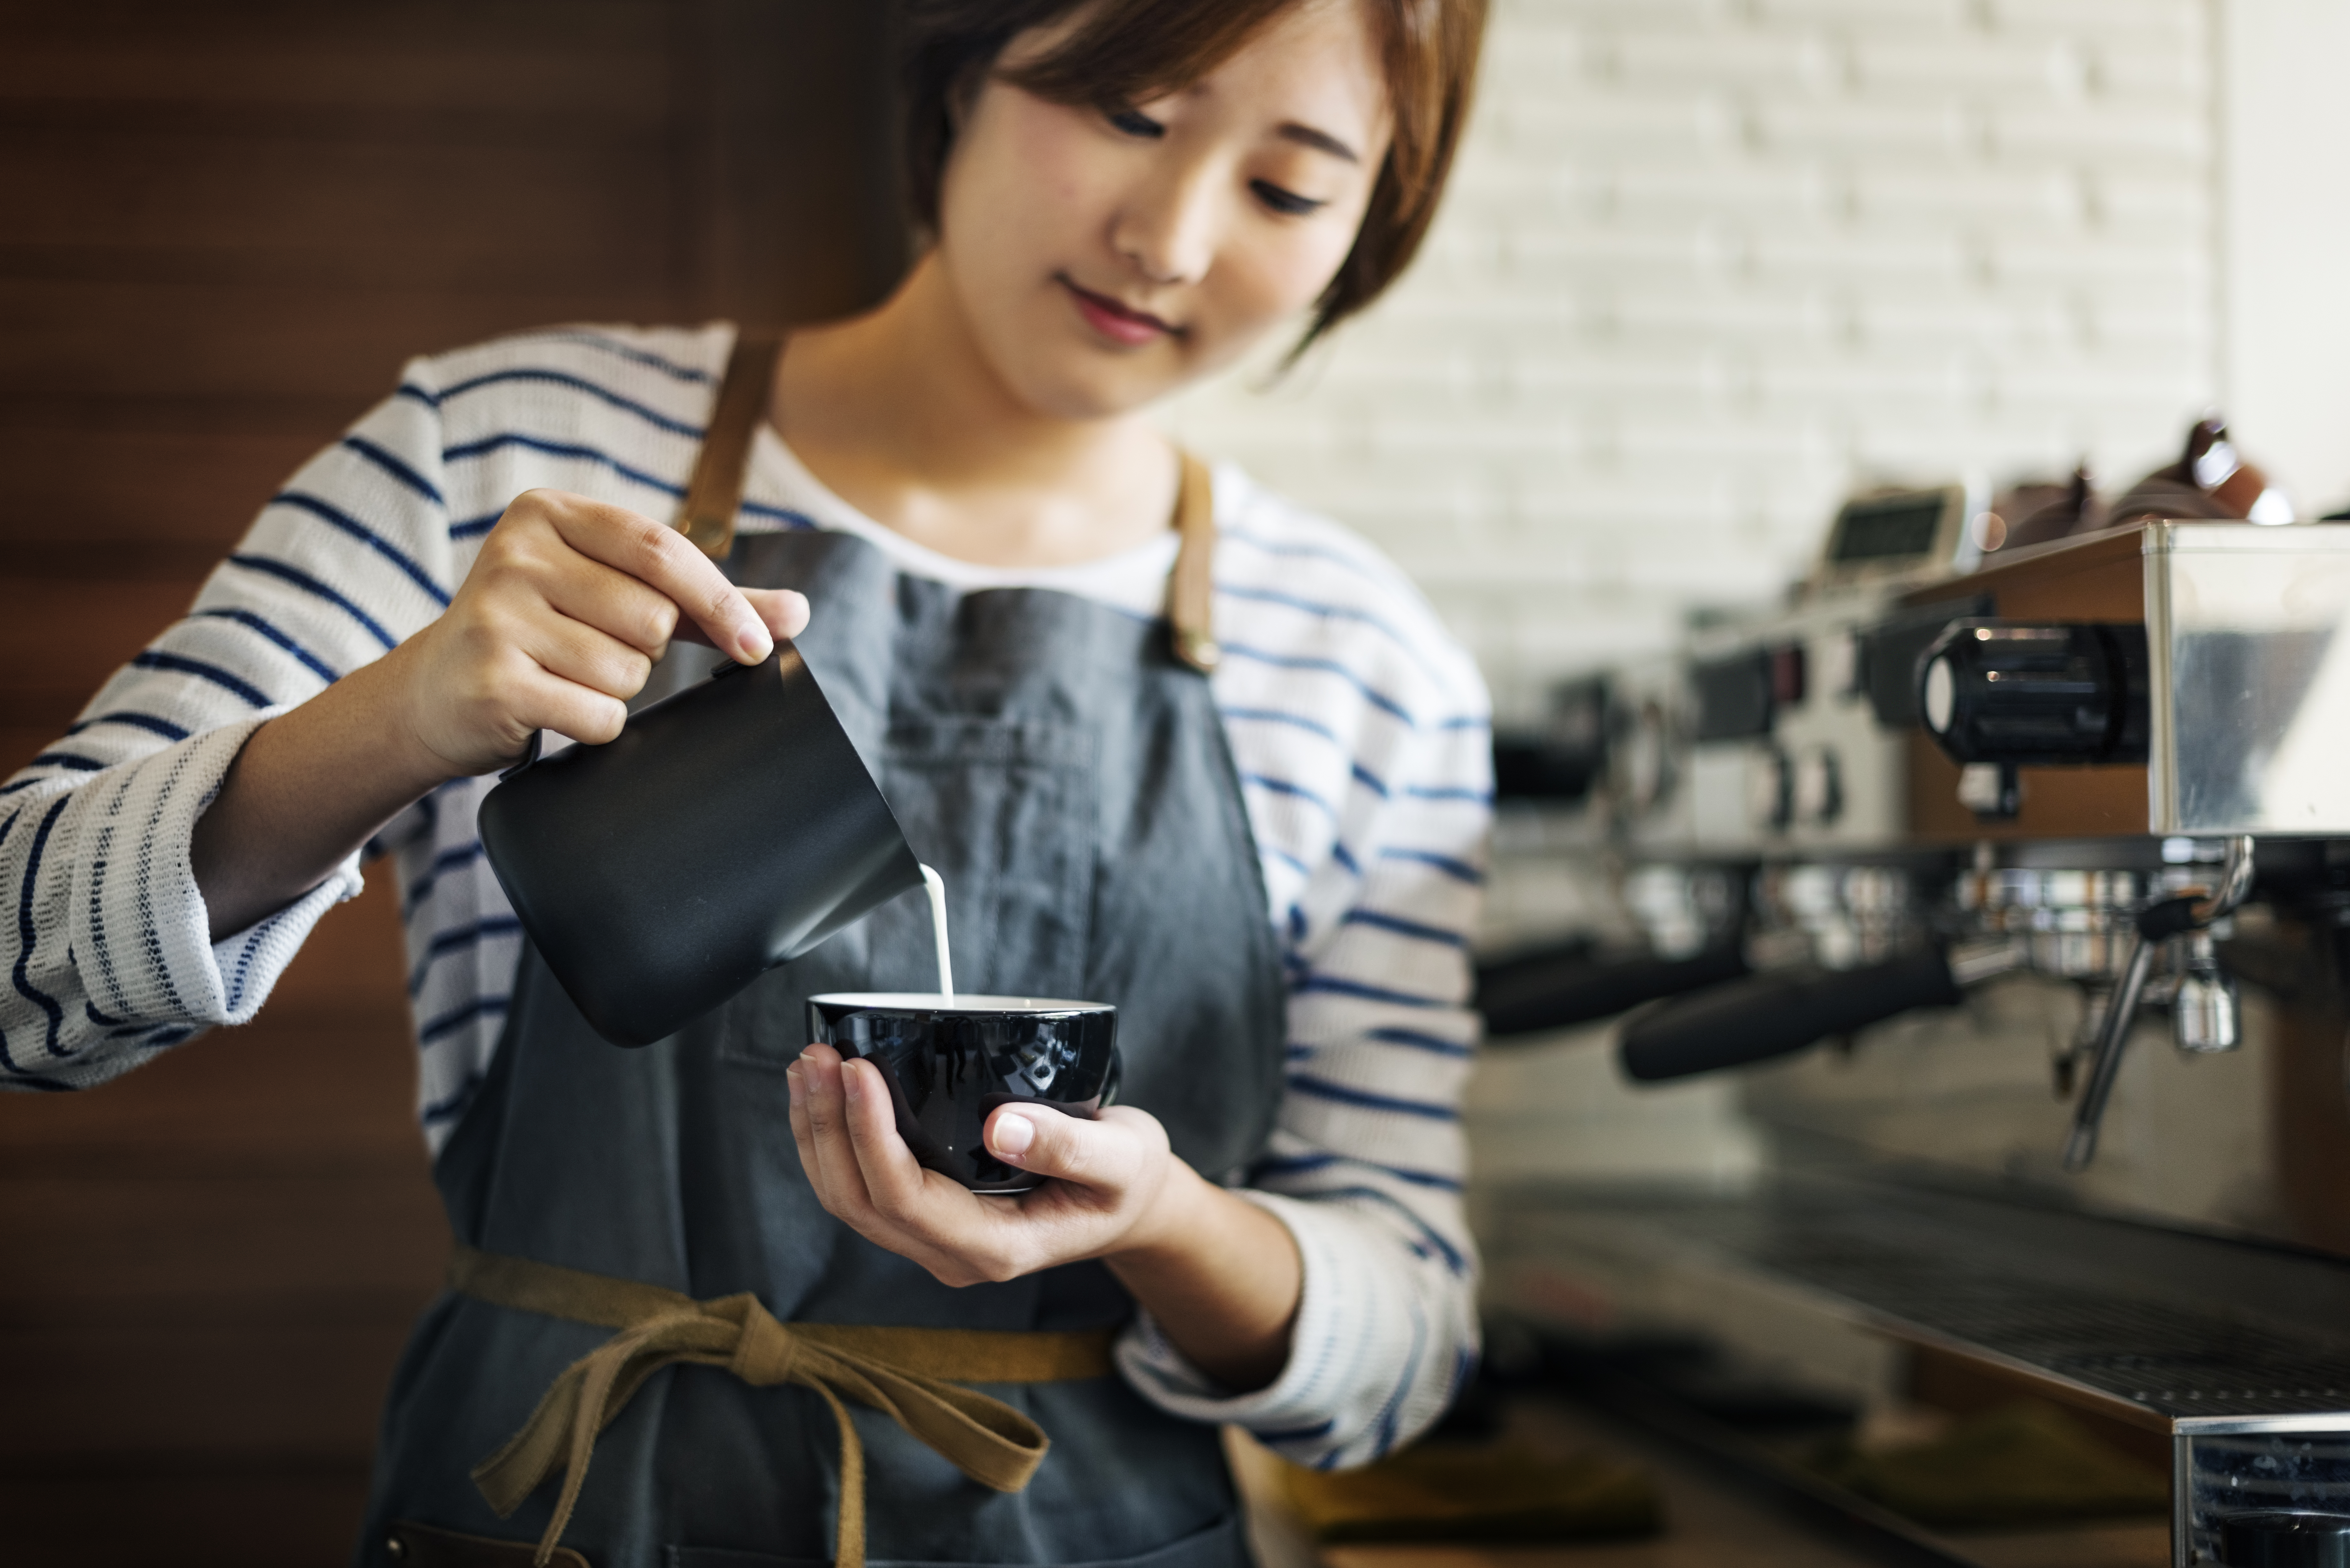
738, 625, 774, 663
991, 1112, 1035, 1158
842, 1062, 866, 1101
785, 1064, 802, 1106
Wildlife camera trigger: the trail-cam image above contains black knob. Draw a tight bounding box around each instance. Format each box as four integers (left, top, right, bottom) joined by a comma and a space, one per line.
1918, 620, 2149, 766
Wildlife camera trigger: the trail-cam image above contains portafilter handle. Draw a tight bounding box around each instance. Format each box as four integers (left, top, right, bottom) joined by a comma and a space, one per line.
1479, 941, 1750, 1041
1618, 947, 1965, 1082
2061, 835, 2255, 1172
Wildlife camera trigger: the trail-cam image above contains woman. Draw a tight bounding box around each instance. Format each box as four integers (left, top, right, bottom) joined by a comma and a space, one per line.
1, 0, 1492, 1563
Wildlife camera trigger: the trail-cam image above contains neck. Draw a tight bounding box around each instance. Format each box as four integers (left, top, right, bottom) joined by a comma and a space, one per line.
772, 254, 1178, 569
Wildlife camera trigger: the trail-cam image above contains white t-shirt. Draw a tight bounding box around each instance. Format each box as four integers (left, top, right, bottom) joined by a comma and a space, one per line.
753, 435, 1183, 618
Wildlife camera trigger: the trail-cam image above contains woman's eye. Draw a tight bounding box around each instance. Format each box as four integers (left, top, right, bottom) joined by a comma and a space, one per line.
1107, 107, 1164, 139
1251, 179, 1327, 217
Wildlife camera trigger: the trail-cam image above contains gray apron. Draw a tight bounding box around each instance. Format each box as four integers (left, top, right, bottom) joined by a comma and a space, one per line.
356, 528, 1290, 1568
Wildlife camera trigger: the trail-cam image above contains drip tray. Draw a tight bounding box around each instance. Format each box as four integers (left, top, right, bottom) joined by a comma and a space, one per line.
1486, 1166, 2350, 1432
1483, 1169, 2350, 1567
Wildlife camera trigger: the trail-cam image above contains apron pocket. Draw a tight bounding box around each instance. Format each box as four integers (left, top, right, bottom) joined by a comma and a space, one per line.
665, 1511, 1247, 1568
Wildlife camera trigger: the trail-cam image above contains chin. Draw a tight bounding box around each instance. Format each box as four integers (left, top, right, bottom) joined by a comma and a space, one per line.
1005, 352, 1191, 423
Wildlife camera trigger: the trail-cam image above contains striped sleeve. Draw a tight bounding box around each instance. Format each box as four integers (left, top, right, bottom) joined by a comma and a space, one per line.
0, 360, 460, 1090
1115, 471, 1490, 1467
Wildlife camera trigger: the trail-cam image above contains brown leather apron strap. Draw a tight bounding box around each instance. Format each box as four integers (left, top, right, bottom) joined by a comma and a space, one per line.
679, 333, 1217, 670
675, 328, 784, 558
1165, 450, 1220, 673
448, 1245, 1115, 1568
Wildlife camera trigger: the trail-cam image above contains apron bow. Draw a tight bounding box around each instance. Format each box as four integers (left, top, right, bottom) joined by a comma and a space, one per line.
451, 1246, 1088, 1568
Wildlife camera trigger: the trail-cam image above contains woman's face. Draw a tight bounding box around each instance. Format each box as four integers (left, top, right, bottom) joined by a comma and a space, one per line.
935, 0, 1392, 421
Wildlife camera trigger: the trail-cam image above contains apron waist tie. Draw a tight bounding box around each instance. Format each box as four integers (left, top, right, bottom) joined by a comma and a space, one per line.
447, 1245, 1118, 1568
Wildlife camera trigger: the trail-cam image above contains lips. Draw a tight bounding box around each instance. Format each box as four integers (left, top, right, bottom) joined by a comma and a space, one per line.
1058, 275, 1179, 347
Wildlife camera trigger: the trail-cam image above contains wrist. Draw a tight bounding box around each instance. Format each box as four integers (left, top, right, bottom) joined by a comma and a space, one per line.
361, 636, 473, 789
1101, 1168, 1303, 1393
1115, 1154, 1215, 1263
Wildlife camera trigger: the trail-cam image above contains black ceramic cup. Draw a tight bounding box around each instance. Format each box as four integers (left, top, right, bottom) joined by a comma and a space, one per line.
807, 993, 1120, 1194
480, 645, 923, 1048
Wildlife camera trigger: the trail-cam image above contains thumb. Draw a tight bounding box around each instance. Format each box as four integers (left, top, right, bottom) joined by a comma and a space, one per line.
986, 1103, 1123, 1186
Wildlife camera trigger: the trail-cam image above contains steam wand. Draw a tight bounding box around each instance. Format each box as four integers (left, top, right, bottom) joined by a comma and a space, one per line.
2061, 835, 2254, 1171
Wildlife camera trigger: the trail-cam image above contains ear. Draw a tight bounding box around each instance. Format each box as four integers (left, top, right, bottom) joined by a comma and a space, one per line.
945, 52, 990, 136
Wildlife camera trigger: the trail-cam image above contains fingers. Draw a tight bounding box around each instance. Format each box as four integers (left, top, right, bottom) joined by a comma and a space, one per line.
512, 605, 656, 708
432, 593, 647, 744
507, 661, 632, 748
539, 552, 684, 658
840, 1059, 943, 1216
789, 1048, 936, 1224
755, 588, 811, 641
540, 495, 774, 664
695, 588, 808, 645
789, 1044, 868, 1211
790, 1047, 1003, 1285
669, 586, 809, 654
412, 490, 807, 776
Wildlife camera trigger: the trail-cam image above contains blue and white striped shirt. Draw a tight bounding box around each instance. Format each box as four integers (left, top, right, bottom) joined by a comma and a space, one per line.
0, 322, 1492, 1468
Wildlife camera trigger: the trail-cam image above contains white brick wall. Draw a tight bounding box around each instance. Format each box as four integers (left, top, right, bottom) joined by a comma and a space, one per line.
1162, 0, 2217, 718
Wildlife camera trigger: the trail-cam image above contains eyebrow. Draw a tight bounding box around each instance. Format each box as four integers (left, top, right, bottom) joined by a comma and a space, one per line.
1277, 122, 1361, 164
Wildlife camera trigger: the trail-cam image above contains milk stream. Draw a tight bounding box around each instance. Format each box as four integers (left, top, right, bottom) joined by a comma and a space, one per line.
919, 864, 954, 998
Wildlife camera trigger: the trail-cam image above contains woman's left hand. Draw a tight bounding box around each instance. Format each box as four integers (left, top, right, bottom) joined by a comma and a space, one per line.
785, 1043, 1193, 1287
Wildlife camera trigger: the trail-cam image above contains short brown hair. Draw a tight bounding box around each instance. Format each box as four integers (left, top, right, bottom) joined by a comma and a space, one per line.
900, 0, 1490, 351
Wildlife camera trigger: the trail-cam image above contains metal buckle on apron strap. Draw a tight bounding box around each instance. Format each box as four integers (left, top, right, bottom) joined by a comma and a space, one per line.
447, 1245, 1117, 1568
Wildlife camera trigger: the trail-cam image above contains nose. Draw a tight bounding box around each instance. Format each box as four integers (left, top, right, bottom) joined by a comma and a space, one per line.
1108, 155, 1221, 287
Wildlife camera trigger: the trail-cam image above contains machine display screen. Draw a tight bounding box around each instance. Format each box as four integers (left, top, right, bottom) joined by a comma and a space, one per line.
1831, 494, 1947, 563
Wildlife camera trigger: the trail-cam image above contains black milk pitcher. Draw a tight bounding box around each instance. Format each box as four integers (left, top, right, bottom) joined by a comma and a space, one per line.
478, 642, 922, 1048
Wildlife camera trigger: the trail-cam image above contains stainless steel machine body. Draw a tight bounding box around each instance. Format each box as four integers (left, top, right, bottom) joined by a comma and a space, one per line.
1478, 517, 2350, 1567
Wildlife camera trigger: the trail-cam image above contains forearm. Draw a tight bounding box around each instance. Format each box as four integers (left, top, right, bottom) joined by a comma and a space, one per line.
189, 643, 452, 941
1107, 1165, 1302, 1392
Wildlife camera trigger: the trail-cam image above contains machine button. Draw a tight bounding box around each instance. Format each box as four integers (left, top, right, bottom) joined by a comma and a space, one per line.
1746, 746, 1793, 832
1792, 746, 1842, 825
1769, 643, 1807, 707
1819, 629, 1861, 700
1694, 650, 1775, 740
1617, 698, 1676, 814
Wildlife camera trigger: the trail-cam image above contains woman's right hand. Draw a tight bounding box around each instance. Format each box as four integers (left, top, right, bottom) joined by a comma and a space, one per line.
390, 489, 810, 778
191, 491, 806, 941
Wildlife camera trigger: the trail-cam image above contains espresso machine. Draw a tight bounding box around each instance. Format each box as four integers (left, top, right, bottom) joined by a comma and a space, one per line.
1476, 490, 2350, 1566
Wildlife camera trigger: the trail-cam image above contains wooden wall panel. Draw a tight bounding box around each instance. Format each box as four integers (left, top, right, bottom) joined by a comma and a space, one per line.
0, 426, 320, 558
0, 4, 905, 1562
0, 872, 434, 1568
